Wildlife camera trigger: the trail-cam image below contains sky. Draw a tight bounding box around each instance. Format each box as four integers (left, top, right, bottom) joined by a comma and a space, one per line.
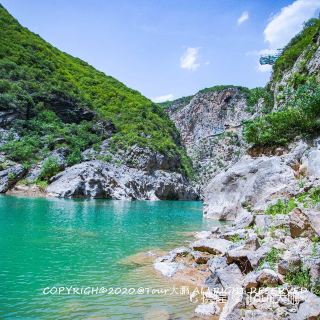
2, 0, 320, 102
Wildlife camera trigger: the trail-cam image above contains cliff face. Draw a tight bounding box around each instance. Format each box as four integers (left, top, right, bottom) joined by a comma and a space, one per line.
166, 87, 259, 188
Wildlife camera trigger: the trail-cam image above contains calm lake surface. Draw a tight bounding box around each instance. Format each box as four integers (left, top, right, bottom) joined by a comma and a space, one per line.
0, 196, 221, 319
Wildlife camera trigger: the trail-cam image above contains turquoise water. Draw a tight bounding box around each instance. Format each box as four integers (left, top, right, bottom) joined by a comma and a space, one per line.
0, 196, 219, 319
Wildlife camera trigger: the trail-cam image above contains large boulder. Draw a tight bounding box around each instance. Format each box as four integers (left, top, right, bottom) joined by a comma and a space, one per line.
46, 160, 198, 200
293, 291, 320, 320
302, 148, 320, 178
204, 156, 297, 220
123, 146, 181, 172
191, 238, 232, 255
0, 160, 26, 193
290, 208, 320, 239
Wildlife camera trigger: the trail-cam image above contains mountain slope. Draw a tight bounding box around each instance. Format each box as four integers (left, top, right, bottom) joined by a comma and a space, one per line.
0, 4, 190, 173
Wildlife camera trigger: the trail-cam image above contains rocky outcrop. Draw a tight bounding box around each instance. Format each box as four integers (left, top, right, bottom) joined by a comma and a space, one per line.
289, 207, 320, 238
83, 142, 182, 173
166, 87, 255, 187
46, 160, 198, 200
0, 155, 26, 193
204, 155, 297, 220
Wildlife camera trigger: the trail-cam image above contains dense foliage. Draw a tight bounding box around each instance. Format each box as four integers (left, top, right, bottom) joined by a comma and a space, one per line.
272, 18, 320, 82
244, 83, 320, 146
0, 5, 191, 174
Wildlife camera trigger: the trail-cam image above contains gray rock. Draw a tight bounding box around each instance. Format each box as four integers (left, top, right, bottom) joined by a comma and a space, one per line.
243, 271, 259, 289
124, 146, 181, 172
305, 149, 320, 178
194, 302, 220, 316
153, 252, 186, 277
290, 208, 320, 239
242, 310, 274, 320
191, 251, 211, 264
194, 230, 212, 240
244, 235, 260, 251
256, 269, 282, 287
0, 163, 26, 193
167, 87, 251, 188
277, 251, 301, 275
234, 211, 254, 228
255, 215, 272, 230
216, 263, 244, 289
0, 128, 19, 147
309, 258, 320, 290
204, 156, 297, 220
226, 248, 254, 273
208, 256, 228, 273
247, 244, 272, 269
26, 147, 70, 182
153, 261, 184, 277
293, 291, 320, 320
191, 238, 232, 255
271, 214, 290, 228
219, 288, 244, 320
46, 160, 198, 200
223, 229, 247, 241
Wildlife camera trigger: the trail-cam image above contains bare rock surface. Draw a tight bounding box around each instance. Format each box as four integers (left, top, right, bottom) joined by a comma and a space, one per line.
204, 155, 297, 220
46, 160, 198, 200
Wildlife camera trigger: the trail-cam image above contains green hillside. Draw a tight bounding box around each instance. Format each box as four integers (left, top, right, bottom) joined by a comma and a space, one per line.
0, 4, 190, 173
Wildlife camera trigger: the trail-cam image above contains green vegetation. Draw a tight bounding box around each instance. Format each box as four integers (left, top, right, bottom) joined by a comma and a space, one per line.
198, 84, 246, 94
229, 234, 242, 243
258, 248, 281, 270
159, 95, 193, 110
0, 5, 191, 175
38, 157, 61, 181
265, 187, 320, 217
244, 83, 320, 146
285, 268, 311, 289
1, 110, 102, 167
244, 18, 320, 147
35, 180, 48, 191
272, 18, 320, 82
265, 198, 297, 215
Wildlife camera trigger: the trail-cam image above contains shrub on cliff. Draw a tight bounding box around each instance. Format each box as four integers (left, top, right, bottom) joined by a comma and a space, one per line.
244, 83, 320, 146
272, 18, 320, 82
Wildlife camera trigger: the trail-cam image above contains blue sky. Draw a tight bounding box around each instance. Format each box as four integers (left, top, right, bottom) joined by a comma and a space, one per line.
2, 0, 320, 101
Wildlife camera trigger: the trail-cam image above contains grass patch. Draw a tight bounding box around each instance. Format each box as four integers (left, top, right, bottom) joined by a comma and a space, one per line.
285, 268, 311, 289
265, 198, 297, 215
258, 248, 281, 270
229, 234, 242, 243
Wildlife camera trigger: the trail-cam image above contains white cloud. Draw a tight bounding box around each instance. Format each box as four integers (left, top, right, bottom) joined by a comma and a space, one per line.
264, 0, 320, 48
152, 94, 174, 103
245, 48, 278, 57
257, 63, 273, 73
237, 11, 249, 25
180, 47, 200, 71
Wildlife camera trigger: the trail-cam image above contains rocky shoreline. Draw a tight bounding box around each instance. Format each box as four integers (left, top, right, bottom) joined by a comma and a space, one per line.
152, 140, 320, 320
153, 208, 320, 319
